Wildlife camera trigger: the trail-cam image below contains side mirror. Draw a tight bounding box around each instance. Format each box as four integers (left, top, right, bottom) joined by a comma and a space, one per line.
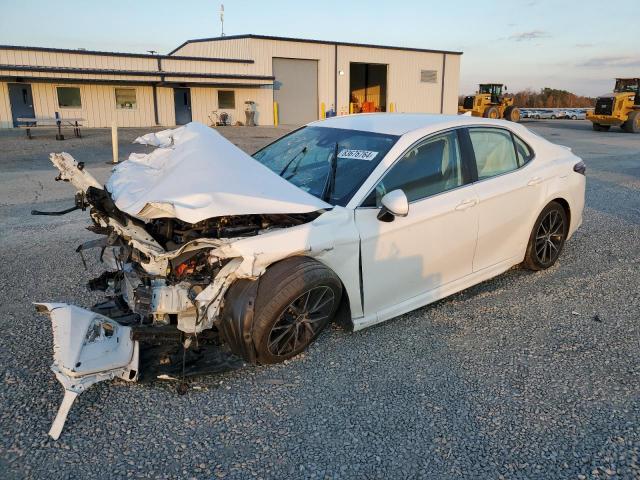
377, 189, 409, 222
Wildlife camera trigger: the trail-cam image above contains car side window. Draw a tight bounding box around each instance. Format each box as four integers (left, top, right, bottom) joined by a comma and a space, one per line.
469, 128, 519, 180
513, 134, 534, 166
364, 130, 464, 206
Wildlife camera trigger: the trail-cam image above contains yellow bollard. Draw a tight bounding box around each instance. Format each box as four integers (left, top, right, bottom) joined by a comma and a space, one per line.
389, 103, 395, 113
273, 102, 279, 127
111, 121, 119, 164
349, 102, 354, 114
320, 102, 326, 119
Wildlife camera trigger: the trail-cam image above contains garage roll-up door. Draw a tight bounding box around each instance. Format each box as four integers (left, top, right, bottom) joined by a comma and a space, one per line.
273, 58, 318, 125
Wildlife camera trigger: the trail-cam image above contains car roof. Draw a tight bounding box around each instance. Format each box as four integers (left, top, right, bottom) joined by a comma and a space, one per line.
307, 113, 515, 136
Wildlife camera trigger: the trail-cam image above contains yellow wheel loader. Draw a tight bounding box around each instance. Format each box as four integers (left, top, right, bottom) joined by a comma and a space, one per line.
587, 78, 640, 133
458, 83, 521, 122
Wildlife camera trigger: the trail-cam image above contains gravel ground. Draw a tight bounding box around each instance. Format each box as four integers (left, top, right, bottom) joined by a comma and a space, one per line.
0, 120, 639, 479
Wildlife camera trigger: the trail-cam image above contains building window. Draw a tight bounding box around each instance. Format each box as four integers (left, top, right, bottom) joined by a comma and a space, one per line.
115, 88, 137, 109
218, 90, 235, 109
57, 87, 82, 108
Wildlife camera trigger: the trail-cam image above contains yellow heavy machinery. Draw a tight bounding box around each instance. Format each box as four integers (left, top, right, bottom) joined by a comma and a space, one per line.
587, 78, 640, 133
458, 83, 521, 122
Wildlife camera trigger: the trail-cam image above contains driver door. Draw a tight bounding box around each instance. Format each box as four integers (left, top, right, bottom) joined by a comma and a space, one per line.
354, 129, 479, 319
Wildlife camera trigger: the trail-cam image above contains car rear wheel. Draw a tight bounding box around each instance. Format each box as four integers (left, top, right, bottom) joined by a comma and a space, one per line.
524, 202, 568, 271
249, 257, 342, 364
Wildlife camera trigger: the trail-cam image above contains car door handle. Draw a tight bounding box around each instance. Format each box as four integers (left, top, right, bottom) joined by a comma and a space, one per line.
527, 177, 543, 186
455, 199, 477, 211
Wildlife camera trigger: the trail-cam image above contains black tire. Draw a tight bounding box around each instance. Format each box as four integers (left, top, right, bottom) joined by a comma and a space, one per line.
504, 106, 521, 122
483, 106, 500, 119
622, 111, 640, 133
248, 257, 342, 364
592, 123, 610, 132
551, 115, 556, 119
571, 115, 577, 120
524, 202, 569, 271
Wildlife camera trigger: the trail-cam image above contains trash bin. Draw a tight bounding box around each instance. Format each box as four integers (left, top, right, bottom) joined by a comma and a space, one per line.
244, 101, 256, 126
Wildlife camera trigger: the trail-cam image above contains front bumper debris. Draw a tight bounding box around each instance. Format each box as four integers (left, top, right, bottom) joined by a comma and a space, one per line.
35, 303, 139, 440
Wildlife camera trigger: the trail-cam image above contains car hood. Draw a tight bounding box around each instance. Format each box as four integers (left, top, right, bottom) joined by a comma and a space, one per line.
106, 122, 330, 223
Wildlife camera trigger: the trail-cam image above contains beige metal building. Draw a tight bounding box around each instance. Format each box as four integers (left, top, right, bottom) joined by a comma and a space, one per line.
0, 35, 461, 129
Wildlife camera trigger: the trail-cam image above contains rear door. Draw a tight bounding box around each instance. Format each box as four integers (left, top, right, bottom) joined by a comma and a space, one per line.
467, 127, 544, 271
355, 129, 479, 317
8, 83, 35, 127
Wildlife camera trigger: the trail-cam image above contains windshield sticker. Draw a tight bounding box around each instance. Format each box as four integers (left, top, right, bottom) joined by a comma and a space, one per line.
337, 149, 379, 161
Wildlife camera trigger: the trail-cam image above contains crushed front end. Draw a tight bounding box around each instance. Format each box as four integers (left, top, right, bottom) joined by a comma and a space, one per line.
37, 124, 329, 438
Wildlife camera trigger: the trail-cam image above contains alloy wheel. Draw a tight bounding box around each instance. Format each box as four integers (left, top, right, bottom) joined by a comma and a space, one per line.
267, 286, 335, 357
535, 209, 565, 265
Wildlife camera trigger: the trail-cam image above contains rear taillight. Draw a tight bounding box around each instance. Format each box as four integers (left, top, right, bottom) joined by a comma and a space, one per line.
573, 161, 586, 175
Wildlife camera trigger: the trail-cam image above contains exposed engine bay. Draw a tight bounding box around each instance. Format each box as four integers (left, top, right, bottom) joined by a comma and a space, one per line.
84, 186, 320, 333
35, 123, 344, 439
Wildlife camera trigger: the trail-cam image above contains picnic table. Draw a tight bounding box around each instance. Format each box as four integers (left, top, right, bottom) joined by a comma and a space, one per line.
16, 116, 84, 140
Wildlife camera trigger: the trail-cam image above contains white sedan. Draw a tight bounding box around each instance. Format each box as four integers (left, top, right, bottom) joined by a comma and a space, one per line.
38, 115, 585, 438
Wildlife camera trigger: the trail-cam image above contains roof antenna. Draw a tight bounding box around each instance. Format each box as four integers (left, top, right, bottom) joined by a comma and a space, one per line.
219, 4, 225, 37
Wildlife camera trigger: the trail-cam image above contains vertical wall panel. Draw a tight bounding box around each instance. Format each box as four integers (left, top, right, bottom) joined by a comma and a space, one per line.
190, 87, 216, 125
156, 87, 175, 126
0, 82, 12, 128
442, 54, 461, 114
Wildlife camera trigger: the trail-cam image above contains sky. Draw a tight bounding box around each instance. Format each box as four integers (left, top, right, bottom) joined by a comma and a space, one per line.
1, 0, 638, 96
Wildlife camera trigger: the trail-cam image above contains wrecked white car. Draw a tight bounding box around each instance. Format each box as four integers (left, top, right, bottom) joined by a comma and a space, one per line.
37, 115, 585, 438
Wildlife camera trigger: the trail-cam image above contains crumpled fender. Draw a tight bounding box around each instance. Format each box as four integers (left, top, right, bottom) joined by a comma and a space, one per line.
210, 207, 348, 278
35, 303, 139, 440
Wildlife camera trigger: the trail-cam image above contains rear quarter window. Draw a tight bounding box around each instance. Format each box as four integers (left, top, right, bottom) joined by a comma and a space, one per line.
513, 134, 534, 166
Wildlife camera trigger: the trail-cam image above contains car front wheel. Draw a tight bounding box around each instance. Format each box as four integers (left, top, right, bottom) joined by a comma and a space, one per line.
222, 257, 342, 364
524, 201, 568, 271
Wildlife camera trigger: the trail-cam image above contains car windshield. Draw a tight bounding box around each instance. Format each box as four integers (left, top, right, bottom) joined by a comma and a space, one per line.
253, 126, 399, 206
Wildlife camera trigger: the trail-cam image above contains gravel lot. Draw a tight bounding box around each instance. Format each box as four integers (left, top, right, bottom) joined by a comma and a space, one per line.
0, 120, 638, 479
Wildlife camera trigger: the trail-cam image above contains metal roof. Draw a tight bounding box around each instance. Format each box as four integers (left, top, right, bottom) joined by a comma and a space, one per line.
168, 34, 463, 56
0, 44, 254, 64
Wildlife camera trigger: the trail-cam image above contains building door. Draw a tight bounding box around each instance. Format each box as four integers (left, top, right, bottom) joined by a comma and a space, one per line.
8, 83, 35, 127
349, 63, 387, 113
173, 88, 192, 125
273, 58, 318, 125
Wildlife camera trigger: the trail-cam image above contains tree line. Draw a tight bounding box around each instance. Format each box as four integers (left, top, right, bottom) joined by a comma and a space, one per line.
459, 88, 595, 108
